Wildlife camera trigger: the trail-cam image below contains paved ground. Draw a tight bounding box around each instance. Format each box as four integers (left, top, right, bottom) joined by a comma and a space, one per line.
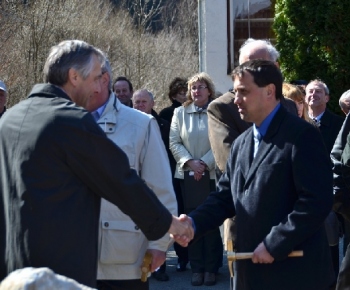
149, 237, 346, 290
149, 245, 231, 290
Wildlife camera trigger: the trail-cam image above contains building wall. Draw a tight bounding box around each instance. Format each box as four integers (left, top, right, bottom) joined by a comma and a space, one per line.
198, 0, 232, 94
198, 0, 271, 94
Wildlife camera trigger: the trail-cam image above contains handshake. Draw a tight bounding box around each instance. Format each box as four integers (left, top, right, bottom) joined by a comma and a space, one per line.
168, 214, 194, 247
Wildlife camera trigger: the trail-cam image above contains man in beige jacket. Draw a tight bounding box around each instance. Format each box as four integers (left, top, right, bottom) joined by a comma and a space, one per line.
87, 60, 177, 290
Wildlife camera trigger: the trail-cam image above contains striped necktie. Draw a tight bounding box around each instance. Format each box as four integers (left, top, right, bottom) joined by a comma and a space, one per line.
253, 130, 262, 158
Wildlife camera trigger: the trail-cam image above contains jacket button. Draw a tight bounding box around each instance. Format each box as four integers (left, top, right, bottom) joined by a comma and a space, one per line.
109, 128, 112, 131
104, 222, 109, 227
135, 225, 139, 230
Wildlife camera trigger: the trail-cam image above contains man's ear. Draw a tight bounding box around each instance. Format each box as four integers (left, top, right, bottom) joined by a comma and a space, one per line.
101, 72, 109, 86
325, 94, 330, 103
68, 68, 79, 87
266, 84, 276, 99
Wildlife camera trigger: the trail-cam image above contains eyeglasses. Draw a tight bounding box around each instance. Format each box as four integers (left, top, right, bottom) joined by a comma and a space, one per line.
191, 86, 207, 92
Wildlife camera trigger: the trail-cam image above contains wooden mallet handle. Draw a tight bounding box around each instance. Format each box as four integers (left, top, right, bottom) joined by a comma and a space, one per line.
141, 252, 153, 282
227, 250, 303, 262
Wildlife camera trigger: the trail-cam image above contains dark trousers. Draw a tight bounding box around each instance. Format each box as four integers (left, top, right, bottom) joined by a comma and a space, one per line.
180, 178, 223, 273
343, 219, 350, 255
156, 261, 166, 273
337, 242, 350, 290
97, 279, 149, 290
189, 227, 223, 273
174, 178, 189, 264
330, 244, 339, 279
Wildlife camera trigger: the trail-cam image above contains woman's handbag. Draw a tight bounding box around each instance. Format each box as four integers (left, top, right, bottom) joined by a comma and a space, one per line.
183, 170, 210, 213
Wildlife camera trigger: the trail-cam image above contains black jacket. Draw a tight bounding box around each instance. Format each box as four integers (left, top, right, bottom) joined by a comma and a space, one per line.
0, 84, 172, 287
152, 109, 176, 174
159, 100, 182, 123
318, 109, 344, 154
190, 106, 334, 290
332, 113, 350, 221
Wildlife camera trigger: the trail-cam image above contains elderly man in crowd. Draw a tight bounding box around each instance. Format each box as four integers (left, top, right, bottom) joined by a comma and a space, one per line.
339, 89, 350, 115
304, 79, 344, 284
86, 60, 177, 290
133, 89, 175, 282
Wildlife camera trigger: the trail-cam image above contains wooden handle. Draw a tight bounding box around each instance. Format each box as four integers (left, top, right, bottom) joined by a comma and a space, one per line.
140, 252, 153, 282
227, 240, 235, 278
227, 250, 303, 262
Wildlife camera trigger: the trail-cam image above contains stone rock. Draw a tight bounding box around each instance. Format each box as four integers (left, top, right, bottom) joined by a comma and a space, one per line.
0, 267, 95, 290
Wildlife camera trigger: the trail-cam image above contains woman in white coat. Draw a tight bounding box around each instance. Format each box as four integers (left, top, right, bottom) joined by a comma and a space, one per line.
170, 72, 223, 287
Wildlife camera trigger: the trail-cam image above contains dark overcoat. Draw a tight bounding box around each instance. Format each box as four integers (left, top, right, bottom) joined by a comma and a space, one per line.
318, 109, 344, 154
0, 84, 172, 287
331, 113, 350, 289
190, 106, 334, 290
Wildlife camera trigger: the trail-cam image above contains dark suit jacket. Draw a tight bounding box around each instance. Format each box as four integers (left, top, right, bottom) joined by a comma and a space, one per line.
319, 109, 344, 154
159, 100, 182, 124
190, 106, 334, 290
0, 84, 172, 287
152, 109, 176, 174
332, 113, 350, 221
207, 92, 250, 172
280, 95, 298, 116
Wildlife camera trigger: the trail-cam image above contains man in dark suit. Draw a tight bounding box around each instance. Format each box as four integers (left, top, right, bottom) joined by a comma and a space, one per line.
176, 60, 334, 290
207, 38, 295, 252
331, 113, 350, 290
305, 79, 344, 283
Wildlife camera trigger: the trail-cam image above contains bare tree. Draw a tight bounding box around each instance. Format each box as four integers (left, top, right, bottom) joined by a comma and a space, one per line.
161, 0, 198, 54
0, 0, 197, 110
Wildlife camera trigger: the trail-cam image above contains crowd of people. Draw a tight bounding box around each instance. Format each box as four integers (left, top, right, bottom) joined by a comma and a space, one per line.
1, 37, 350, 290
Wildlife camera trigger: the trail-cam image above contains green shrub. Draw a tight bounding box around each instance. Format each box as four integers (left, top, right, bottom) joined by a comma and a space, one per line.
273, 0, 350, 114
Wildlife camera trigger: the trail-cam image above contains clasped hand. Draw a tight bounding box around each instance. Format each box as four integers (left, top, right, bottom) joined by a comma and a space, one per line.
170, 216, 274, 264
186, 159, 206, 181
169, 214, 194, 247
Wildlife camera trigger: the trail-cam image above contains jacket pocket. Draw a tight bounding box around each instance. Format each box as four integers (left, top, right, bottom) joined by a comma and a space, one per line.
100, 220, 145, 264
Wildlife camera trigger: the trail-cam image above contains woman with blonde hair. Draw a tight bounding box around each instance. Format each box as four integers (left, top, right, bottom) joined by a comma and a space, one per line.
283, 83, 312, 122
170, 72, 222, 286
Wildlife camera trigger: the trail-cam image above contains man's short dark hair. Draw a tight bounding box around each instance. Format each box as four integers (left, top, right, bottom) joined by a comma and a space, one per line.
232, 59, 283, 100
113, 76, 133, 92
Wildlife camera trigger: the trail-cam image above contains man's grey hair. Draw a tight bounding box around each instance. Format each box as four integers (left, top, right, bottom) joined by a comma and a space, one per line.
307, 79, 330, 95
239, 38, 280, 63
101, 58, 113, 91
43, 40, 105, 86
339, 89, 350, 109
133, 89, 154, 100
